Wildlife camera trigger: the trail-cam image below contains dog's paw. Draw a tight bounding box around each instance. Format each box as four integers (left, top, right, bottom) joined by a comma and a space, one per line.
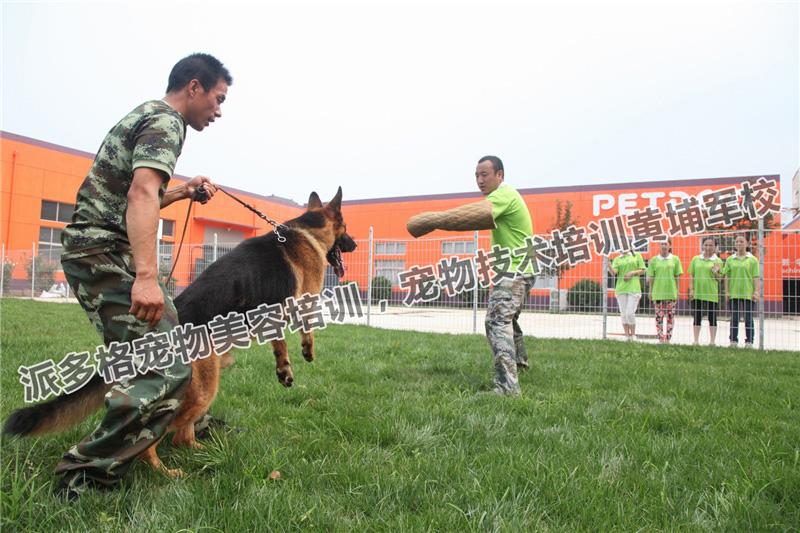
276, 366, 294, 387
164, 467, 185, 478
302, 344, 314, 362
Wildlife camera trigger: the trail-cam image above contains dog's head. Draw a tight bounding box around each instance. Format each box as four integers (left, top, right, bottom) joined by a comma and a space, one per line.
307, 187, 357, 278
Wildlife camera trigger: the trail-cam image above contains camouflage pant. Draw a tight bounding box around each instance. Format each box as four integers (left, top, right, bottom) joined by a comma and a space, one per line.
485, 276, 534, 395
57, 250, 191, 491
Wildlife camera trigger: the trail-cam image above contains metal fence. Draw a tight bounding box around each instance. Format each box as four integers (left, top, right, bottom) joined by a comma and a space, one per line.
2, 228, 798, 351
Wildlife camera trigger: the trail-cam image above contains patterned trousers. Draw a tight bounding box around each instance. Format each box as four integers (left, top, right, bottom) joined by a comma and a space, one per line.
485, 276, 534, 395
654, 300, 676, 342
57, 250, 191, 493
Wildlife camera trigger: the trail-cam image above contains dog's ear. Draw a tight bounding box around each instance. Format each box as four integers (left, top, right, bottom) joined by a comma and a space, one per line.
327, 186, 342, 212
308, 192, 323, 209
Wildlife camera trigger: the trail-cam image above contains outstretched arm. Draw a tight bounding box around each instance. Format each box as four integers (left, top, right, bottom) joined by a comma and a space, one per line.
406, 200, 495, 238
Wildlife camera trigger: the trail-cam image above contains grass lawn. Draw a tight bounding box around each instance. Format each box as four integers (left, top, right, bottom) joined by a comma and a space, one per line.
1, 298, 798, 532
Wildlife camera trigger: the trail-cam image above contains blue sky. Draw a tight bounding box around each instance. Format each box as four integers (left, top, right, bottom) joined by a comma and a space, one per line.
2, 1, 798, 219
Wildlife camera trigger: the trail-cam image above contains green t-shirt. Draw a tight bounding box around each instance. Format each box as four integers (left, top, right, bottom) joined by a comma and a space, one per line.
62, 100, 187, 259
647, 254, 683, 301
486, 183, 533, 274
722, 253, 760, 300
612, 252, 645, 294
688, 254, 723, 303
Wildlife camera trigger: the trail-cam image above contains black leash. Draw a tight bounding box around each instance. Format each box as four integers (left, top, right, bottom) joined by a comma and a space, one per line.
216, 186, 289, 243
163, 185, 288, 286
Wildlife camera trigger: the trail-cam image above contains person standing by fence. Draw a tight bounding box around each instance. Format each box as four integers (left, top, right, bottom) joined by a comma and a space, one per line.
610, 250, 646, 341
688, 237, 723, 346
405, 155, 534, 395
723, 234, 760, 348
647, 240, 683, 344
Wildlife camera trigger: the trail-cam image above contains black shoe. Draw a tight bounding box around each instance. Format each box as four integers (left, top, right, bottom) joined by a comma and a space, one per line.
54, 472, 113, 502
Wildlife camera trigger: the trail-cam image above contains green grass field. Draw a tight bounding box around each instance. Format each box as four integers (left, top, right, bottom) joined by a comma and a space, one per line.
1, 299, 798, 532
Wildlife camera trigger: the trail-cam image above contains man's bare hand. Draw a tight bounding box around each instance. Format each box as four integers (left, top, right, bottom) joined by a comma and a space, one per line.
130, 277, 164, 327
187, 175, 218, 204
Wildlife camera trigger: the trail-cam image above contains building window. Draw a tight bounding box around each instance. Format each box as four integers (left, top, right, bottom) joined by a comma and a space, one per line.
38, 227, 63, 261
40, 200, 74, 223
533, 274, 558, 290
374, 260, 405, 286
158, 241, 174, 277
161, 219, 175, 238
442, 240, 475, 255
375, 241, 406, 255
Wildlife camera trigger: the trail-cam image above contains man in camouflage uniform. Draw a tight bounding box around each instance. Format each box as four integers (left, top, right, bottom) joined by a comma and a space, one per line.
56, 53, 232, 498
406, 156, 534, 395
476, 156, 535, 395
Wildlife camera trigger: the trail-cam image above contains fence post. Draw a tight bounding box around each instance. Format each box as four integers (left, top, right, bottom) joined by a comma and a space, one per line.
758, 218, 765, 350
602, 254, 608, 340
0, 243, 5, 296
213, 233, 218, 263
473, 230, 479, 333
31, 242, 36, 298
366, 226, 374, 327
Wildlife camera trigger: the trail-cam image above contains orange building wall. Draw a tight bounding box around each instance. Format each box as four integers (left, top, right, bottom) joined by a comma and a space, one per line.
1, 131, 787, 304
339, 176, 785, 303
1, 132, 303, 286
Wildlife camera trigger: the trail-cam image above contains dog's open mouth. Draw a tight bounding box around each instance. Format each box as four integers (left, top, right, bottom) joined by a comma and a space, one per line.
327, 245, 345, 278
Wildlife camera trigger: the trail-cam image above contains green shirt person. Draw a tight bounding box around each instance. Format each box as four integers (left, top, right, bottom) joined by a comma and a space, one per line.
723, 234, 761, 347
646, 241, 682, 344
486, 183, 534, 274
647, 250, 683, 301
610, 251, 646, 341
688, 237, 724, 346
405, 155, 534, 395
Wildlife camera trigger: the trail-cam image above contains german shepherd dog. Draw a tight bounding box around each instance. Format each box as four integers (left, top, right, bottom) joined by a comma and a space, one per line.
3, 187, 356, 477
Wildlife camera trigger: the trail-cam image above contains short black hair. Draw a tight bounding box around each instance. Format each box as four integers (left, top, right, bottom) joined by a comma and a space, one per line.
167, 53, 233, 93
478, 155, 504, 173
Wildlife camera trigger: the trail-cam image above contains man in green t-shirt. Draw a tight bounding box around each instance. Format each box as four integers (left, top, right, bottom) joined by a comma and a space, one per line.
406, 156, 534, 395
54, 54, 231, 498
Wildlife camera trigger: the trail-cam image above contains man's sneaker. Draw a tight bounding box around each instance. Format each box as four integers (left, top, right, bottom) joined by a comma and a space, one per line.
516, 361, 530, 373
488, 387, 521, 397
744, 343, 753, 349
54, 472, 113, 502
729, 341, 738, 348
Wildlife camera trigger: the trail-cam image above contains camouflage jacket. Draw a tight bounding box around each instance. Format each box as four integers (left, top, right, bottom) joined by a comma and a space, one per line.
61, 100, 186, 260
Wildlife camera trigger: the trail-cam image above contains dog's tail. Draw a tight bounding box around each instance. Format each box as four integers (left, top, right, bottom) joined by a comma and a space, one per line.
2, 375, 109, 437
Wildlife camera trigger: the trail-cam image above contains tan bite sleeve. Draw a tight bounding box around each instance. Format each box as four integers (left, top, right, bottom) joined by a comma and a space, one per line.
406, 200, 496, 238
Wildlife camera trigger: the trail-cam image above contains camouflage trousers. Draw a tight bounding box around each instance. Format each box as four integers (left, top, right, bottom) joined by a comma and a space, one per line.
485, 275, 534, 395
57, 249, 192, 491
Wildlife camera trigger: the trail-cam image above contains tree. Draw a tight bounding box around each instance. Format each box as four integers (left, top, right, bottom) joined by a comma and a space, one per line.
548, 199, 579, 291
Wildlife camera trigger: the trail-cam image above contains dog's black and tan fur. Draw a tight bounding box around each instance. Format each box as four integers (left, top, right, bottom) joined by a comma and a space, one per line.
3, 187, 356, 476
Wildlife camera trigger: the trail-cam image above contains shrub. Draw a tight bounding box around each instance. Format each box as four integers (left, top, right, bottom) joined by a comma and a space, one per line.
370, 276, 392, 304
568, 279, 603, 312
456, 285, 491, 308
27, 257, 59, 291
